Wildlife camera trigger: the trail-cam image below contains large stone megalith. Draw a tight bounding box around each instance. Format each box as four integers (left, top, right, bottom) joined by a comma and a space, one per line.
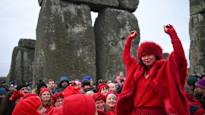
118, 0, 139, 12
63, 0, 119, 12
189, 0, 205, 75
94, 8, 140, 80
8, 39, 35, 85
34, 0, 96, 82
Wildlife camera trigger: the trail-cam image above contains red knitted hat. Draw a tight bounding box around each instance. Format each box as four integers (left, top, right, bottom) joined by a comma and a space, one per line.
137, 41, 163, 60
93, 93, 106, 102
63, 86, 80, 97
12, 94, 42, 115
60, 94, 96, 115
52, 92, 64, 104
40, 88, 51, 96
98, 83, 109, 92
9, 90, 24, 101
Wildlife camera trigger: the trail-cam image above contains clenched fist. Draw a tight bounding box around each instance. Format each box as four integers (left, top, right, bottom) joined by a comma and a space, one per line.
128, 31, 138, 40
164, 24, 177, 35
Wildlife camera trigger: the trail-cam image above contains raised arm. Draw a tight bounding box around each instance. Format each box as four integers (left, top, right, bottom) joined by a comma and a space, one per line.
164, 24, 187, 86
164, 24, 187, 67
122, 31, 138, 65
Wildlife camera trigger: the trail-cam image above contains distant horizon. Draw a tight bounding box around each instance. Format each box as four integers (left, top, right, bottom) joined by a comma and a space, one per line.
0, 0, 189, 77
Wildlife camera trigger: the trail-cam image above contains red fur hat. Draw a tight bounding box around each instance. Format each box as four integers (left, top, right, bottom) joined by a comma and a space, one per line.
137, 41, 163, 60
12, 94, 42, 115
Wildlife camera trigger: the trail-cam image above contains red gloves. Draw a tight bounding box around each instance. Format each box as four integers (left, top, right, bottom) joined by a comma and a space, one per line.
164, 24, 178, 38
127, 31, 138, 40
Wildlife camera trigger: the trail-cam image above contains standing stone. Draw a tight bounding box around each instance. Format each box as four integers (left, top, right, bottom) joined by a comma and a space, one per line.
189, 13, 205, 75
63, 0, 119, 12
18, 39, 36, 49
38, 0, 43, 6
34, 0, 96, 82
94, 8, 140, 81
8, 39, 35, 85
118, 0, 139, 12
190, 0, 205, 15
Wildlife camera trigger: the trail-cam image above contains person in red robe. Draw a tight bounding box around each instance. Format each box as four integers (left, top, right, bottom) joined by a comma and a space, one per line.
116, 24, 189, 115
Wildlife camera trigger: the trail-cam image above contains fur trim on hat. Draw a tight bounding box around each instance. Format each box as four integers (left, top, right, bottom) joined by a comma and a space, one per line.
137, 41, 163, 60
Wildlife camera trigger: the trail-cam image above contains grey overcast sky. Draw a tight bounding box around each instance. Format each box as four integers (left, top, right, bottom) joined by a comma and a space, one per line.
0, 0, 189, 76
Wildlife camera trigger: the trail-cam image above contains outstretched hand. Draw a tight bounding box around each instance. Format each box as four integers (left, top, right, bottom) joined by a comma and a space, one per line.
128, 30, 138, 40
164, 24, 177, 35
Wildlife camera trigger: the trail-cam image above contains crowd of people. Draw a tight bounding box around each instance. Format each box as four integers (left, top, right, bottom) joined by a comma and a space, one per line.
0, 73, 125, 115
0, 24, 204, 115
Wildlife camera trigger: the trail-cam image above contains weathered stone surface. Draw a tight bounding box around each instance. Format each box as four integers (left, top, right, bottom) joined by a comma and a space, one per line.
189, 12, 205, 75
189, 40, 205, 76
38, 0, 43, 6
94, 8, 140, 80
34, 0, 96, 82
63, 0, 119, 12
8, 39, 35, 85
118, 0, 139, 12
190, 0, 205, 15
18, 39, 35, 49
0, 77, 7, 83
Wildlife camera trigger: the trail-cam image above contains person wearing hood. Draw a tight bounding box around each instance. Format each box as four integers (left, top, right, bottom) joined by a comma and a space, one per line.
81, 75, 96, 93
116, 24, 189, 115
55, 75, 70, 93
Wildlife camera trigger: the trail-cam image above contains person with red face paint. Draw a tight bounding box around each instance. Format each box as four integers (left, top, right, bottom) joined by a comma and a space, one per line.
116, 24, 189, 115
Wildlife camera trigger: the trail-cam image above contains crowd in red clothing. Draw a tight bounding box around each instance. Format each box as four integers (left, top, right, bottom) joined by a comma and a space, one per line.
0, 71, 204, 115
0, 73, 125, 115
